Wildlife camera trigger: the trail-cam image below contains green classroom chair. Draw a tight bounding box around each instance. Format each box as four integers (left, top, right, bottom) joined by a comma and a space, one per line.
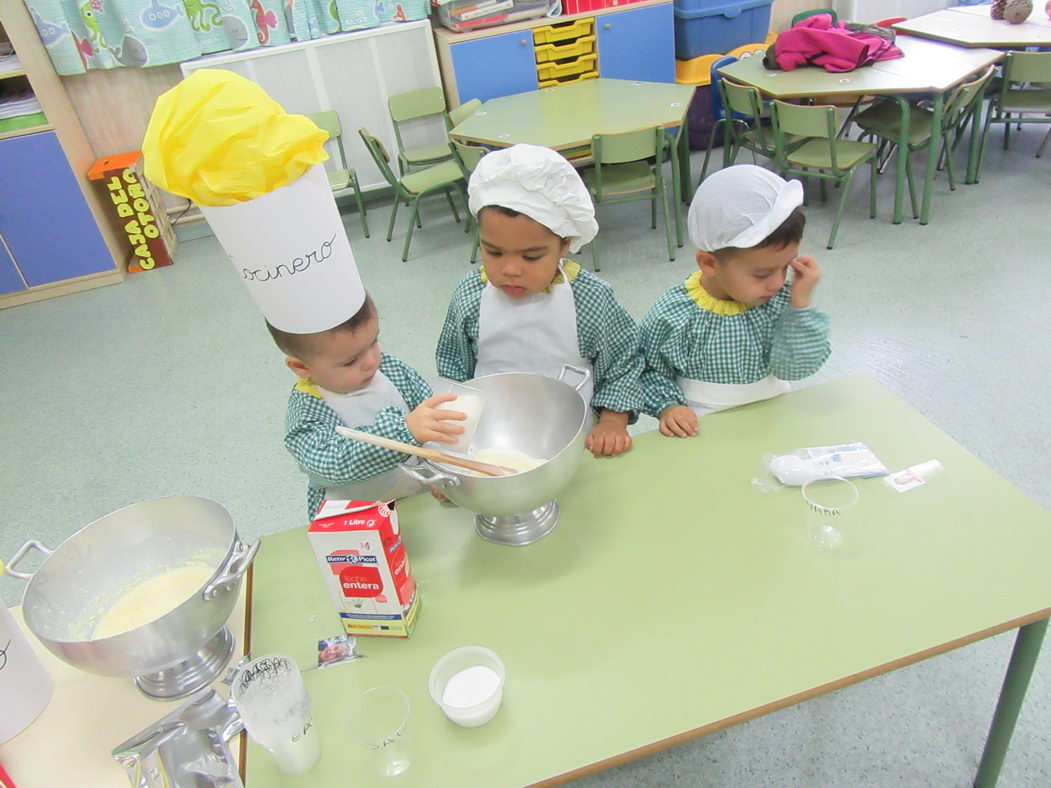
387, 86, 455, 175
700, 79, 777, 183
770, 100, 878, 249
586, 127, 675, 271
307, 110, 369, 238
449, 139, 489, 265
357, 127, 466, 262
852, 65, 995, 216
976, 51, 1051, 181
447, 98, 483, 129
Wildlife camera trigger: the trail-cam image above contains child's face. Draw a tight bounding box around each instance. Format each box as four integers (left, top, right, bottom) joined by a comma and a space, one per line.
698, 242, 800, 306
479, 209, 571, 298
287, 315, 382, 394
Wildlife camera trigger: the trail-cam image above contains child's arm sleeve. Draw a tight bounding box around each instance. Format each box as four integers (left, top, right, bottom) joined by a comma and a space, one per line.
284, 393, 419, 486
435, 280, 477, 383
639, 312, 688, 418
588, 289, 645, 421
385, 356, 434, 410
769, 306, 831, 380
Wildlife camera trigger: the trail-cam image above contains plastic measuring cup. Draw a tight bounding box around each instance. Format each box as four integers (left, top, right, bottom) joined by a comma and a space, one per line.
231, 654, 320, 776
429, 646, 506, 728
434, 381, 487, 453
347, 686, 411, 777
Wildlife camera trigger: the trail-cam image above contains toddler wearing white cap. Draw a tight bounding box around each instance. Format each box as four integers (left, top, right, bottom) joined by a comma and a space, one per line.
640, 165, 830, 436
435, 144, 644, 457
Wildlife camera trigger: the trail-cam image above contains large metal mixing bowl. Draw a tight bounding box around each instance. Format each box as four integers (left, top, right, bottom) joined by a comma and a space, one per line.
406, 368, 590, 545
5, 496, 257, 700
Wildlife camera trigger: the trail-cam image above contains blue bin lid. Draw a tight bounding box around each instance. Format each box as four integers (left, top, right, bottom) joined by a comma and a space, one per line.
673, 0, 772, 22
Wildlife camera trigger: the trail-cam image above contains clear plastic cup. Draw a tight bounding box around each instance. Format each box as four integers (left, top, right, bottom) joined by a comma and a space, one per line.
429, 646, 506, 728
801, 476, 859, 550
230, 654, 320, 776
434, 381, 487, 453
347, 686, 411, 777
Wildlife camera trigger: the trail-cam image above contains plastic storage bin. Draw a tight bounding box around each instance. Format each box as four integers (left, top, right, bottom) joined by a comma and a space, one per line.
532, 18, 594, 45
673, 0, 773, 60
536, 52, 598, 81
435, 0, 558, 32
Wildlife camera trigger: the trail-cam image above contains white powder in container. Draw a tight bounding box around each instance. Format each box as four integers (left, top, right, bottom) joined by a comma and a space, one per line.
441, 665, 502, 708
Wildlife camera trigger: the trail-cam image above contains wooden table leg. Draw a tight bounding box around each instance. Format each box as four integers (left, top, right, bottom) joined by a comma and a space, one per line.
973, 617, 1049, 788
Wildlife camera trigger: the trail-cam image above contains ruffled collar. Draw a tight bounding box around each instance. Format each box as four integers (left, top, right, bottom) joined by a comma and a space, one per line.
684, 271, 753, 316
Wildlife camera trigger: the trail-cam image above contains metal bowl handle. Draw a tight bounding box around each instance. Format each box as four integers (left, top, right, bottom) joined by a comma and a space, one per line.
403, 463, 461, 488
558, 363, 592, 393
203, 540, 259, 601
3, 540, 54, 581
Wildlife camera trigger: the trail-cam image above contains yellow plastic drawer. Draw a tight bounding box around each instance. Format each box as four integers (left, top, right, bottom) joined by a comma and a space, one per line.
536, 53, 597, 82
538, 69, 598, 89
532, 18, 593, 45
535, 34, 596, 64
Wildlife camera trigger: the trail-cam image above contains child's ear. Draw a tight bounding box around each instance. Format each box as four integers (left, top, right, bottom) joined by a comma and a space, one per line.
560, 236, 571, 257
695, 251, 718, 277
285, 356, 311, 379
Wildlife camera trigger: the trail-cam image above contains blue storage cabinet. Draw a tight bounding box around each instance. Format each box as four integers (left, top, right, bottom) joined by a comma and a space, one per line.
0, 239, 25, 296
0, 131, 114, 288
449, 29, 540, 104
597, 4, 676, 83
673, 0, 773, 60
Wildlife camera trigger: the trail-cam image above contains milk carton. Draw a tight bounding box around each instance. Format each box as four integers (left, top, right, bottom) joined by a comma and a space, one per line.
308, 499, 420, 638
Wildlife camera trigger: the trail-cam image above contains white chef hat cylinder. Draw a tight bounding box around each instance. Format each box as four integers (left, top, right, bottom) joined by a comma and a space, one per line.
468, 143, 598, 254
199, 163, 365, 334
687, 165, 804, 252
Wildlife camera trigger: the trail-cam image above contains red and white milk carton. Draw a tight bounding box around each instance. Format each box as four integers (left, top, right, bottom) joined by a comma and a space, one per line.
308, 499, 420, 638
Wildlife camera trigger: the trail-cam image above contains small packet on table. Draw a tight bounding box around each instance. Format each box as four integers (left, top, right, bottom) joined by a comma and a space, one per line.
753, 442, 889, 491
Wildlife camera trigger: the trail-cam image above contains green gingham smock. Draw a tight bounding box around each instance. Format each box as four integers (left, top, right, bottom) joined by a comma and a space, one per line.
435, 261, 645, 420
640, 271, 830, 418
284, 354, 432, 520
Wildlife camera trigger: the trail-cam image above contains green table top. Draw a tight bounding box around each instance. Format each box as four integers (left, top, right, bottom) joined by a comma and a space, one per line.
449, 78, 695, 151
719, 36, 1002, 97
245, 375, 1051, 787
896, 9, 1051, 47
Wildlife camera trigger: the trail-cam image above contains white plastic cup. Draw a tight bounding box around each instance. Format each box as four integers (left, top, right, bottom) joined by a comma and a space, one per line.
429, 646, 506, 728
231, 654, 320, 777
0, 605, 53, 743
435, 381, 488, 453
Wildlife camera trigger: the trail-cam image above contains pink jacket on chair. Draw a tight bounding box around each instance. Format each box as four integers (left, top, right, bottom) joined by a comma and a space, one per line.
773, 13, 903, 73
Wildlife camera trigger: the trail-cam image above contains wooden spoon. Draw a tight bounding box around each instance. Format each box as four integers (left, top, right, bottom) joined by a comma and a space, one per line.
334, 427, 514, 477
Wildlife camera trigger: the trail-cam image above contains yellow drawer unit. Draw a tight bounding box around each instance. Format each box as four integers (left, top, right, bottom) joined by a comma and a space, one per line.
536, 53, 597, 82
534, 34, 596, 64
532, 18, 593, 45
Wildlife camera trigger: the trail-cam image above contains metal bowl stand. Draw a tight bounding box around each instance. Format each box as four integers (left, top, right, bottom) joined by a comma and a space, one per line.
475, 501, 560, 546
134, 626, 235, 701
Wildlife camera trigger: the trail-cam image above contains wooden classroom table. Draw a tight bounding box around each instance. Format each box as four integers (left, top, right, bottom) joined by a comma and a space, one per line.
449, 77, 696, 248
243, 375, 1051, 787
718, 36, 1002, 223
898, 7, 1051, 47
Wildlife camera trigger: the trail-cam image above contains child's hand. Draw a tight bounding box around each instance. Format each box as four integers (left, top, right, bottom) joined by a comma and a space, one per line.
586, 411, 632, 457
789, 255, 821, 308
406, 393, 465, 445
659, 405, 698, 438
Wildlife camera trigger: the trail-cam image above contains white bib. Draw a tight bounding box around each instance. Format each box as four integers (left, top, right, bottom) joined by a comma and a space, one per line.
476, 262, 594, 404
677, 375, 791, 418
316, 371, 426, 502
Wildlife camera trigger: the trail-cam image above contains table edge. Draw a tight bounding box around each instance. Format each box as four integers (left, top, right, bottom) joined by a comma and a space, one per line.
529, 606, 1051, 787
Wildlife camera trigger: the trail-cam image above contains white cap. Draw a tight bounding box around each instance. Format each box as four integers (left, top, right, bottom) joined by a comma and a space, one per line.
199, 164, 365, 334
687, 165, 803, 252
468, 144, 598, 254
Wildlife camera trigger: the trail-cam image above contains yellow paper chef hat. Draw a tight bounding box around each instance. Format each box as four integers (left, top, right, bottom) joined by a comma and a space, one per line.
142, 69, 365, 334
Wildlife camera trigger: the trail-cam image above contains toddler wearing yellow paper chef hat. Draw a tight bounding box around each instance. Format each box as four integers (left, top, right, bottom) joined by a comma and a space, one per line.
143, 70, 465, 518
435, 143, 644, 458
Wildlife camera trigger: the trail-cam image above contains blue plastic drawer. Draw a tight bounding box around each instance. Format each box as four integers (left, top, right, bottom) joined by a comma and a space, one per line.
673, 0, 773, 60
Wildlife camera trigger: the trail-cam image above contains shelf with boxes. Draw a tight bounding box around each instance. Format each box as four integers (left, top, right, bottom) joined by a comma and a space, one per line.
433, 0, 675, 107
0, 1, 125, 309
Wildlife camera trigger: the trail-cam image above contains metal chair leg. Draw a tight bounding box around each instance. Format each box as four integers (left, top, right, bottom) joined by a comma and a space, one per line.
445, 191, 461, 224
589, 237, 601, 272
699, 118, 726, 184
402, 198, 420, 261
827, 170, 857, 249
1037, 126, 1051, 158
386, 196, 400, 242
904, 154, 919, 219
869, 153, 878, 220
350, 171, 369, 239
659, 178, 675, 262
